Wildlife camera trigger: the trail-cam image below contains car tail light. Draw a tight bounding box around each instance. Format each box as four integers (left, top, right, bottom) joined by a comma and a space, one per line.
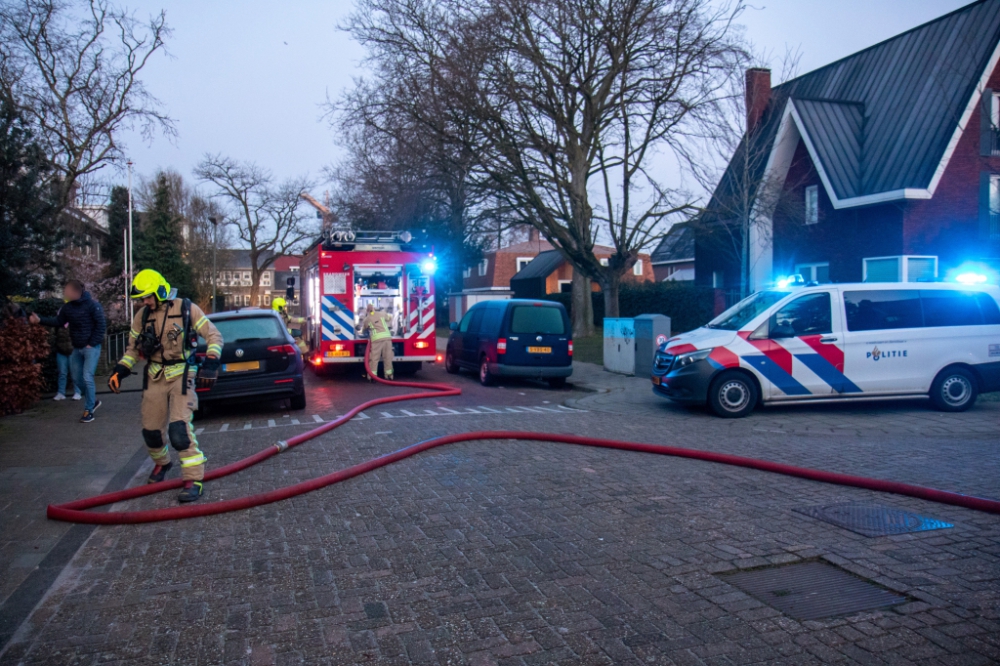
568, 340, 573, 356
414, 340, 429, 349
274, 378, 294, 384
268, 344, 296, 354
497, 338, 506, 354
195, 387, 210, 393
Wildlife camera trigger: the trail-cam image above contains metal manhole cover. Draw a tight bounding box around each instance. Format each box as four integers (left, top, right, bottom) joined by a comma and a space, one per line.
721, 561, 908, 621
794, 503, 953, 537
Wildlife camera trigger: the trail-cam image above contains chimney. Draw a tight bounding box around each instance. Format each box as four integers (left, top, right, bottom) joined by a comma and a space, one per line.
745, 67, 772, 134
528, 227, 539, 243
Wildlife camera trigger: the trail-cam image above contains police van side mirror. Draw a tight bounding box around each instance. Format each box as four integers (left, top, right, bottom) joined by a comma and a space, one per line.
449, 321, 459, 331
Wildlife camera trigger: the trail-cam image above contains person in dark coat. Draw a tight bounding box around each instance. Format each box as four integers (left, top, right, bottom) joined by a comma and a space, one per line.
52, 319, 79, 400
30, 280, 106, 422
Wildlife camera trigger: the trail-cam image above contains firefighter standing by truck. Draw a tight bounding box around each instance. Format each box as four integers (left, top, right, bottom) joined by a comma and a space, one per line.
107, 269, 224, 503
361, 302, 393, 380
272, 297, 308, 354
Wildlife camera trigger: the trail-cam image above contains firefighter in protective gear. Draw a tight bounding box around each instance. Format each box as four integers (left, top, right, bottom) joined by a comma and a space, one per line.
361, 302, 393, 380
107, 269, 224, 503
272, 297, 308, 354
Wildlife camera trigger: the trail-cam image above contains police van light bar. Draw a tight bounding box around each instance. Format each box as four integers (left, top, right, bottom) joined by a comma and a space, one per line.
775, 274, 806, 289
955, 272, 988, 285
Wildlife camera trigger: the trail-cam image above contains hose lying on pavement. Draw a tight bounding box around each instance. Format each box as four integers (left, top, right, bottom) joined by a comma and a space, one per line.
48, 353, 1000, 524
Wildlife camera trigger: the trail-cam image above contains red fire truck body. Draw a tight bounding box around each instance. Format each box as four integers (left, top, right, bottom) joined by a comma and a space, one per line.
301, 230, 437, 370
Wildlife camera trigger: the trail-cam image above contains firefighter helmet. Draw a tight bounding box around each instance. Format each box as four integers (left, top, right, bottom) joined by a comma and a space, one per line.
272, 297, 287, 312
130, 269, 175, 301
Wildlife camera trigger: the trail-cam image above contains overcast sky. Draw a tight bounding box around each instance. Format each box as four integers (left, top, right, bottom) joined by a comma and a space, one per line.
115, 0, 970, 194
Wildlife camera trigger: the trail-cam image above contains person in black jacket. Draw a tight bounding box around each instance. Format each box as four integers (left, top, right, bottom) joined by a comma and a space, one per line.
30, 280, 106, 422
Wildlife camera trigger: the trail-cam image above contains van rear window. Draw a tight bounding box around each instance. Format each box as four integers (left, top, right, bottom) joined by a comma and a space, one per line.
844, 289, 998, 331
921, 290, 982, 327
510, 306, 565, 335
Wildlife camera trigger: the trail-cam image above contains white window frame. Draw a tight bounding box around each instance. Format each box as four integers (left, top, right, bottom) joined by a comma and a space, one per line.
478, 258, 489, 276
264, 294, 271, 306
243, 295, 251, 306
992, 92, 1000, 127
599, 257, 609, 267
794, 262, 829, 283
632, 259, 643, 276
712, 271, 723, 288
990, 174, 1000, 213
557, 279, 572, 293
262, 272, 272, 287
243, 271, 251, 280
515, 257, 534, 272
805, 185, 819, 225
462, 267, 471, 279
863, 255, 938, 283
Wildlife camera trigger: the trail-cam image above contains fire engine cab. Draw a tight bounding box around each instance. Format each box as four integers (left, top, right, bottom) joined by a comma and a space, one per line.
301, 229, 437, 374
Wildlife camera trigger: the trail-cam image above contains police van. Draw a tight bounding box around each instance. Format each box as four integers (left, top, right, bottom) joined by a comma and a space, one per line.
651, 282, 1000, 418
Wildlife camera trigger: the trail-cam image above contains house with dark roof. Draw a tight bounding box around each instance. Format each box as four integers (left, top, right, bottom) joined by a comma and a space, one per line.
213, 250, 301, 311
650, 224, 695, 281
696, 0, 1000, 292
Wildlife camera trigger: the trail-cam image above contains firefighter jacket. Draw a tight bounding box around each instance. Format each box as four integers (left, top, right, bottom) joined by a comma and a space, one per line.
361, 310, 393, 341
119, 300, 223, 382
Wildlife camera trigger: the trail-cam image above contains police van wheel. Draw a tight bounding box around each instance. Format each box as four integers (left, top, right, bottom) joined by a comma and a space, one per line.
479, 357, 496, 387
708, 371, 757, 418
930, 366, 977, 412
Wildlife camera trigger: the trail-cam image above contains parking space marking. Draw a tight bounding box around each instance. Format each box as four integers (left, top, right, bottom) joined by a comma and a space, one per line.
195, 428, 204, 435
196, 404, 588, 434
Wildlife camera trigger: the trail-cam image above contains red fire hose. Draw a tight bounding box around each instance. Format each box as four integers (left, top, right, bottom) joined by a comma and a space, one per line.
48, 352, 1000, 524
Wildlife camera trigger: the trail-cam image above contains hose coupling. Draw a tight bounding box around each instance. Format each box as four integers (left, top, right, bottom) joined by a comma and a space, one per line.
275, 440, 289, 453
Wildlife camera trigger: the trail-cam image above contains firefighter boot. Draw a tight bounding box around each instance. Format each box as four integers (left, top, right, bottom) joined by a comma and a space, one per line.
178, 481, 203, 503
147, 461, 174, 484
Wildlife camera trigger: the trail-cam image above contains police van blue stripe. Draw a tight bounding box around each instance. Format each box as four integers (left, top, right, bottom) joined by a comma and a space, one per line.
795, 354, 864, 394
743, 354, 811, 396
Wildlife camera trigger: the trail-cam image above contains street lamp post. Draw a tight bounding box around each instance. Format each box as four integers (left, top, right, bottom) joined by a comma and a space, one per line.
127, 160, 134, 320
209, 216, 218, 312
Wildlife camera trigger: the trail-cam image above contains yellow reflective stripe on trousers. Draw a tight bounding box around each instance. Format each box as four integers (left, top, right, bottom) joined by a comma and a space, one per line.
179, 452, 207, 467
148, 445, 169, 458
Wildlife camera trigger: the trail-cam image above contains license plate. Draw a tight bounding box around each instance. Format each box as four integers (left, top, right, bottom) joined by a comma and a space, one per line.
224, 360, 259, 372
326, 350, 351, 357
651, 376, 661, 386
527, 346, 551, 354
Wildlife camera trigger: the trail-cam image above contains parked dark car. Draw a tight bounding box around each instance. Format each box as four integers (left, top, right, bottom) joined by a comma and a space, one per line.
445, 299, 573, 387
195, 309, 306, 414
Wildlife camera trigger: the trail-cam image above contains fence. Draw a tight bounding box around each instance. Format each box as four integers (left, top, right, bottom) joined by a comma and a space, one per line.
99, 330, 130, 375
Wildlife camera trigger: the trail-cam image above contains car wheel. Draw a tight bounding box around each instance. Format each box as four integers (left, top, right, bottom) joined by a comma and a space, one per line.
479, 356, 496, 386
930, 366, 977, 412
547, 377, 566, 389
707, 371, 757, 418
445, 350, 459, 374
290, 392, 307, 410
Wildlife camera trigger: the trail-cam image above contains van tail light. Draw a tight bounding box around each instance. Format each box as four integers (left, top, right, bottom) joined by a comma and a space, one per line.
497, 338, 506, 354
414, 340, 429, 349
268, 344, 296, 354
568, 340, 573, 357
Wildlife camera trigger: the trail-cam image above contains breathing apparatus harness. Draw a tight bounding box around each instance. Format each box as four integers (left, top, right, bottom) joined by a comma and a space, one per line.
138, 298, 201, 394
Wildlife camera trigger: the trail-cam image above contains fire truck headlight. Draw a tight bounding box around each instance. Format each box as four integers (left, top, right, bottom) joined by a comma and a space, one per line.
420, 259, 437, 275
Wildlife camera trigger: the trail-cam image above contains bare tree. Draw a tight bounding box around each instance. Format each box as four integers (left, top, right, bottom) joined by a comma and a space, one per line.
345, 0, 744, 336
0, 0, 172, 208
195, 155, 316, 304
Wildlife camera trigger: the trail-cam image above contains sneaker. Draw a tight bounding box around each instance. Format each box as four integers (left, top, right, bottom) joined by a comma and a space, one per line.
92, 400, 102, 413
72, 392, 82, 400
53, 393, 66, 401
178, 481, 204, 503
147, 462, 173, 484
80, 410, 95, 423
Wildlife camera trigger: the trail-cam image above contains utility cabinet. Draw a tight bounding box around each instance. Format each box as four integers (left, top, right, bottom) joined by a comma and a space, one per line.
633, 314, 671, 377
603, 318, 636, 375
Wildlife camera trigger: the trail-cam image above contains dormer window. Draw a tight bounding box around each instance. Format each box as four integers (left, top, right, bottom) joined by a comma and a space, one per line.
805, 185, 819, 225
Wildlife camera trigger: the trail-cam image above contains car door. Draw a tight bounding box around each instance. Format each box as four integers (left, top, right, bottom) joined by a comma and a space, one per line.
746, 290, 854, 401
841, 288, 926, 394
460, 307, 485, 367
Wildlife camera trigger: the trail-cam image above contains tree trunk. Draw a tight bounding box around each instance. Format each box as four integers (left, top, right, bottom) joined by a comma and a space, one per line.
602, 272, 621, 319
571, 270, 594, 338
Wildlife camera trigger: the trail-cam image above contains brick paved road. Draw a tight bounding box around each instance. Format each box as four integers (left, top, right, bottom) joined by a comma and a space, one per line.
0, 361, 998, 665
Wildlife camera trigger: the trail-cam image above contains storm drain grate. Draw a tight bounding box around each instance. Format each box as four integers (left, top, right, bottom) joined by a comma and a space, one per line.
794, 503, 953, 537
720, 561, 908, 621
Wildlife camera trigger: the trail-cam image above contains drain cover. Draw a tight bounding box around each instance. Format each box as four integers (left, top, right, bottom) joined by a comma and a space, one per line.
794, 503, 953, 537
721, 561, 907, 620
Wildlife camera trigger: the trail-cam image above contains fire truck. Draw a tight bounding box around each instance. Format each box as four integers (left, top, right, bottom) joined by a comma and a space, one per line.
300, 229, 438, 374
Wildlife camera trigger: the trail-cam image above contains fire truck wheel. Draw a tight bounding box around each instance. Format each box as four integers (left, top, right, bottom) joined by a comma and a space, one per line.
479, 356, 496, 387
445, 351, 459, 374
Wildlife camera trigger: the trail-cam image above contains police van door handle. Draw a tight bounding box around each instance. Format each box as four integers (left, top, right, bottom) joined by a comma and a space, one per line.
819, 336, 838, 343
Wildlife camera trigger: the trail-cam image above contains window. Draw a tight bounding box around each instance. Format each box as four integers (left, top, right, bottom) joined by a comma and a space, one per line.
262, 272, 272, 287
558, 280, 572, 293
795, 262, 830, 283
990, 175, 1000, 241
243, 295, 251, 306
599, 257, 609, 267
478, 258, 489, 277
805, 185, 819, 225
712, 271, 724, 288
921, 290, 984, 327
462, 267, 471, 279
510, 306, 565, 335
845, 290, 923, 331
290, 266, 299, 272
516, 257, 533, 272
458, 307, 478, 332
633, 259, 643, 276
264, 294, 271, 306
707, 290, 786, 331
464, 308, 485, 333
767, 292, 831, 338
863, 256, 937, 282
243, 271, 251, 280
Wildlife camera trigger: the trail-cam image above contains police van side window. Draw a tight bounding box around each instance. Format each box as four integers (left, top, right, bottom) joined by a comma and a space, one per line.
976, 293, 1000, 324
844, 290, 922, 331
768, 293, 831, 338
921, 290, 984, 327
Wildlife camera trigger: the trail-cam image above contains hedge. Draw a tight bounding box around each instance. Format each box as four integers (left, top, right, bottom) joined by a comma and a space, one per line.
0, 318, 50, 415
543, 282, 716, 333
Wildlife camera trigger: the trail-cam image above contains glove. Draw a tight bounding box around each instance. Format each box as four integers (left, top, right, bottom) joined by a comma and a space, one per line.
108, 364, 131, 393
197, 357, 220, 389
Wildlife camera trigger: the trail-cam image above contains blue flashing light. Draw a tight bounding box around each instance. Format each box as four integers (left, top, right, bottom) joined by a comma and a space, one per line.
945, 262, 997, 286
955, 272, 988, 285
420, 259, 438, 275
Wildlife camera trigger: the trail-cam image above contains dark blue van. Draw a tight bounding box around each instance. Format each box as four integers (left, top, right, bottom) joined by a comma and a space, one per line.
445, 299, 573, 387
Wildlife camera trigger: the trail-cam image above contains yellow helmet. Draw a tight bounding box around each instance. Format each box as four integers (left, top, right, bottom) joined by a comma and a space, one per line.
272, 297, 287, 311
130, 269, 175, 301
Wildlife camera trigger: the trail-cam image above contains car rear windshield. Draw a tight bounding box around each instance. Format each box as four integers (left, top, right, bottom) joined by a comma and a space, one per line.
212, 316, 285, 342
509, 306, 565, 335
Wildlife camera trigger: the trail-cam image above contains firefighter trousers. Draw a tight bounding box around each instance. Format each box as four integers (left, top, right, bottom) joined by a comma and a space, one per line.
140, 374, 206, 481
369, 338, 394, 378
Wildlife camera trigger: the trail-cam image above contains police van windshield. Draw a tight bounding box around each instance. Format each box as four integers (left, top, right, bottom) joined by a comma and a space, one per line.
706, 290, 787, 331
